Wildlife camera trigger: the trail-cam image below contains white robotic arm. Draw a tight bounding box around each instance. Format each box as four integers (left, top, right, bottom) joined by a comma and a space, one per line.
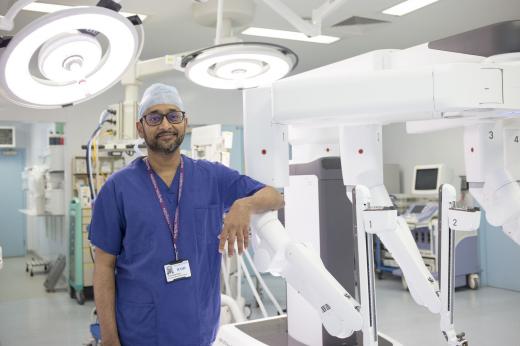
464, 122, 520, 245
340, 125, 441, 314
251, 212, 363, 339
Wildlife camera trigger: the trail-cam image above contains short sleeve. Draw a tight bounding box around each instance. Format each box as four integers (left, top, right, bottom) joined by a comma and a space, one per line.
88, 179, 124, 256
214, 163, 265, 212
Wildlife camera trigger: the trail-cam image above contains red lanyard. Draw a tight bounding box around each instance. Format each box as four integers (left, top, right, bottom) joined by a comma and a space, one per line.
144, 156, 184, 261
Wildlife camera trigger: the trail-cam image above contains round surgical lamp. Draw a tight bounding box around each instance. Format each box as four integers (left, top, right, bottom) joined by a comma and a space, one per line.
181, 42, 298, 89
0, 6, 143, 109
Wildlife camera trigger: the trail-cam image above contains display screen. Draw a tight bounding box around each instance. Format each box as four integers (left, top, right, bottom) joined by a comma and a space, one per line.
411, 205, 425, 214
415, 168, 438, 191
0, 128, 13, 146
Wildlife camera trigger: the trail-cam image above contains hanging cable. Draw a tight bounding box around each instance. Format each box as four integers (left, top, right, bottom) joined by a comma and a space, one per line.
86, 109, 116, 201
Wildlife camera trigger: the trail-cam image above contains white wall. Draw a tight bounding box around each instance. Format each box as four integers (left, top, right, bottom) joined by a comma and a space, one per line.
382, 123, 465, 194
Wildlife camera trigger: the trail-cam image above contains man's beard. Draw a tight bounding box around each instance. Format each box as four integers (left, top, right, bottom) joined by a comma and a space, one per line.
143, 129, 185, 155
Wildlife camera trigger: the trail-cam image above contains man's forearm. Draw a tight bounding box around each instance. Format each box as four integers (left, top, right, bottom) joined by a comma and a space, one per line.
236, 186, 284, 213
94, 263, 120, 346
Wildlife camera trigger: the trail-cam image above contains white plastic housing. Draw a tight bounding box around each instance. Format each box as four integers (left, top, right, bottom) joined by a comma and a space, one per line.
250, 211, 363, 339
448, 208, 481, 232
284, 175, 323, 345
339, 125, 384, 190
504, 123, 520, 181
362, 208, 398, 234
289, 126, 339, 164
243, 87, 289, 187
269, 46, 520, 126
191, 124, 224, 162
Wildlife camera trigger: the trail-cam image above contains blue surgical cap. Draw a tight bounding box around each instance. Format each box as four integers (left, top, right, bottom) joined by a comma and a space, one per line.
138, 83, 185, 120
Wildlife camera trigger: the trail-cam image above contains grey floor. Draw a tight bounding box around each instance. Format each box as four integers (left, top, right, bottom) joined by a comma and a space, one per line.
1, 256, 519, 346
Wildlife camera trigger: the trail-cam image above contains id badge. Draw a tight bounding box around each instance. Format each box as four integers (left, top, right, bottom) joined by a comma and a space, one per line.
164, 259, 192, 283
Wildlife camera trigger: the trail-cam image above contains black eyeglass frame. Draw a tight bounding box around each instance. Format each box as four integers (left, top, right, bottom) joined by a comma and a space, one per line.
141, 110, 187, 126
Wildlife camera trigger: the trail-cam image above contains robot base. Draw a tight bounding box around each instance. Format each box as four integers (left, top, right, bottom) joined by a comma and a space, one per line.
215, 316, 403, 346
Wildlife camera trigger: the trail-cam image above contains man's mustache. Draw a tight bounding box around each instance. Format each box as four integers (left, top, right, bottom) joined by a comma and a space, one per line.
156, 131, 178, 138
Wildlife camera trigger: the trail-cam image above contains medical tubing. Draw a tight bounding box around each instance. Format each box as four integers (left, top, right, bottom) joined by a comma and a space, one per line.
221, 294, 246, 323
243, 249, 284, 315
86, 124, 103, 199
239, 256, 268, 318
236, 254, 242, 301
221, 256, 232, 296
86, 110, 114, 200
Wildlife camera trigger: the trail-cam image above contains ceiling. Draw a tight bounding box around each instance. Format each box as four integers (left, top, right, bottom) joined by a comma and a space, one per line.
0, 0, 519, 123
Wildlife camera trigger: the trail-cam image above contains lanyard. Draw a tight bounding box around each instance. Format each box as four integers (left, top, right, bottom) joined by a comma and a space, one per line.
144, 156, 184, 261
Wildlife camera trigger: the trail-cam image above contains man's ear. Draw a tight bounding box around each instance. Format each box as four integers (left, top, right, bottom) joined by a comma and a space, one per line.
136, 121, 145, 139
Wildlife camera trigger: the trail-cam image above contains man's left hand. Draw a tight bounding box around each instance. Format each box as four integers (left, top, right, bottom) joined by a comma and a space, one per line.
219, 199, 252, 256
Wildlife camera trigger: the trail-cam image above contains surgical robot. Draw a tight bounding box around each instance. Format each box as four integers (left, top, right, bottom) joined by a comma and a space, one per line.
215, 20, 520, 346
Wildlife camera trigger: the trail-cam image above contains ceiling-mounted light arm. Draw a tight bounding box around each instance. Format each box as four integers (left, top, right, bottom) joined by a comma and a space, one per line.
259, 0, 321, 37
312, 0, 349, 27
135, 54, 186, 78
0, 0, 36, 31
215, 0, 226, 45
213, 0, 239, 45
259, 0, 349, 38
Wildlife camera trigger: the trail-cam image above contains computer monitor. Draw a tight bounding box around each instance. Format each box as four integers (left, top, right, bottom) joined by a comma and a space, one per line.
412, 164, 444, 195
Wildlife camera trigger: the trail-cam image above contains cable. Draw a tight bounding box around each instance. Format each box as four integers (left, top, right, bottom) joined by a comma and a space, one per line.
243, 249, 284, 315
86, 109, 115, 201
239, 256, 268, 318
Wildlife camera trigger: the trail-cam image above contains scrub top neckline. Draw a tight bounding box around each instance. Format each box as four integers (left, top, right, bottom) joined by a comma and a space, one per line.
141, 156, 182, 192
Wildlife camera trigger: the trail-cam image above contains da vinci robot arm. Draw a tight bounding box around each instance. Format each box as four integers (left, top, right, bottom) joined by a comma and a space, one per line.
244, 20, 520, 326
250, 212, 363, 338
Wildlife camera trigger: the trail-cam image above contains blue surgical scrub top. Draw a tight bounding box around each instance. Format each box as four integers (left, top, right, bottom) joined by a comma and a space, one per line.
89, 155, 265, 346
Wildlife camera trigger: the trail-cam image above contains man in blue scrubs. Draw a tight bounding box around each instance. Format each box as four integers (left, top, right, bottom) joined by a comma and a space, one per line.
90, 83, 284, 346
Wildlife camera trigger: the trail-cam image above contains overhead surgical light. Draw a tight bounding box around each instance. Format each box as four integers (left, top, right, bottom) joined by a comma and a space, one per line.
0, 3, 144, 109
181, 42, 298, 90
184, 0, 298, 89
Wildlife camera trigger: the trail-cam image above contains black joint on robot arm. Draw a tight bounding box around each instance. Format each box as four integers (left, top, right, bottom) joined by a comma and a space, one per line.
107, 109, 117, 115
0, 36, 12, 48
127, 15, 143, 26
96, 0, 122, 12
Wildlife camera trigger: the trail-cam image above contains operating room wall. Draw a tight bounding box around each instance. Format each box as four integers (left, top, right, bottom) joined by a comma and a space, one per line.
0, 121, 29, 257
383, 123, 520, 291
382, 123, 465, 193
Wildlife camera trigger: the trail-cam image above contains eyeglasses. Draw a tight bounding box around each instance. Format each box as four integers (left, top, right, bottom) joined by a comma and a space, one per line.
141, 110, 186, 126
